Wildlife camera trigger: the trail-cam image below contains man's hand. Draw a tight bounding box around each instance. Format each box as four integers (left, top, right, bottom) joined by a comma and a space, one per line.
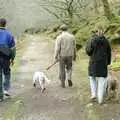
55, 56, 59, 62
10, 60, 14, 66
73, 54, 76, 61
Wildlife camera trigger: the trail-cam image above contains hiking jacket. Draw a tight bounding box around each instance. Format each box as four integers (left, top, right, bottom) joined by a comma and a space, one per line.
54, 31, 76, 59
0, 28, 16, 60
85, 34, 111, 77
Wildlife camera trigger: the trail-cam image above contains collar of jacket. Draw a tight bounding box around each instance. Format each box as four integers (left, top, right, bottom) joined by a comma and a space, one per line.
0, 27, 6, 30
62, 31, 68, 34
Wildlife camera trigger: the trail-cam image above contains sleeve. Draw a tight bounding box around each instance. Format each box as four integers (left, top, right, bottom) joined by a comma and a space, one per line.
11, 47, 16, 61
85, 38, 94, 56
8, 35, 15, 48
73, 38, 76, 58
8, 35, 16, 60
107, 40, 111, 65
54, 36, 61, 60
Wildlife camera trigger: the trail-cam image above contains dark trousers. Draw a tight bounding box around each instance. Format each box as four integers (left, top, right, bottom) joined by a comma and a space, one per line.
0, 57, 10, 99
59, 56, 72, 81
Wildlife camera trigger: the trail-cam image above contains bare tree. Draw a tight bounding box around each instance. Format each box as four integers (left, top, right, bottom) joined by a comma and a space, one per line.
39, 0, 89, 25
41, 0, 75, 24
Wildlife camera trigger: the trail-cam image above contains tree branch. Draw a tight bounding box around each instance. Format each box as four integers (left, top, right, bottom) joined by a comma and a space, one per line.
42, 7, 60, 19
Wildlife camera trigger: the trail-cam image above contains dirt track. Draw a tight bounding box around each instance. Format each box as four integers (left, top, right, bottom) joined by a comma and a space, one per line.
0, 35, 120, 120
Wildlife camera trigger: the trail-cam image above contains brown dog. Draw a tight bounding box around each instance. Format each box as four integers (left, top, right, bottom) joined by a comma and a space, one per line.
105, 72, 119, 102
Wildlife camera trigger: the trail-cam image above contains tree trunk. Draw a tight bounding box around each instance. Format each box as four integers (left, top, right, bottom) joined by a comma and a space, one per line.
66, 0, 74, 25
101, 0, 114, 20
93, 0, 99, 13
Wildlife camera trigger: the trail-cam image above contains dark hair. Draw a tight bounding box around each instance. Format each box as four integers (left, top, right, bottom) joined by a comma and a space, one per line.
60, 24, 68, 31
0, 18, 7, 27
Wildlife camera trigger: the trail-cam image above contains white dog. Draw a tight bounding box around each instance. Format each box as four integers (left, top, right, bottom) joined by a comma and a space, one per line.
33, 71, 50, 92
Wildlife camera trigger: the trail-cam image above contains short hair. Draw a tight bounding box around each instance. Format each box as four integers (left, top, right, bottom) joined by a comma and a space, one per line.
0, 18, 7, 27
95, 24, 104, 31
59, 24, 68, 31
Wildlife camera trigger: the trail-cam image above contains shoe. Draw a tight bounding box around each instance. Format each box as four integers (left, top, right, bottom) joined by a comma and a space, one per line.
4, 91, 10, 97
68, 80, 73, 87
0, 98, 3, 102
90, 96, 96, 102
61, 81, 65, 88
91, 96, 96, 99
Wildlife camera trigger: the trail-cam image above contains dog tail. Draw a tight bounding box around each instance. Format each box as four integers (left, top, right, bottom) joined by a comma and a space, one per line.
46, 79, 51, 84
44, 75, 50, 84
43, 74, 50, 84
46, 77, 51, 84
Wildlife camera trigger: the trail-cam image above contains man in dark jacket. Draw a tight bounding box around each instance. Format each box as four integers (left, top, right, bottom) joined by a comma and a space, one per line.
85, 26, 111, 104
0, 18, 16, 102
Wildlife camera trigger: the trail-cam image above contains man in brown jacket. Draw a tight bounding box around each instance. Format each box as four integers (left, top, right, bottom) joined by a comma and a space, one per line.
54, 24, 76, 88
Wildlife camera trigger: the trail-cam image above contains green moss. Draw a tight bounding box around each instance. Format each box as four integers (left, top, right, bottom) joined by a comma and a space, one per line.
110, 59, 120, 71
48, 14, 120, 48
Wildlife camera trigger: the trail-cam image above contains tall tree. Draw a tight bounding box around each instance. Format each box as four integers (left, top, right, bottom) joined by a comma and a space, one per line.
101, 0, 114, 20
93, 0, 99, 13
41, 0, 75, 25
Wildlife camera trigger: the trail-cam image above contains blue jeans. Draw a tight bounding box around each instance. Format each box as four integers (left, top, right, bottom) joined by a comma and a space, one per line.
89, 76, 106, 104
0, 57, 11, 99
0, 69, 3, 99
3, 73, 11, 91
0, 72, 10, 99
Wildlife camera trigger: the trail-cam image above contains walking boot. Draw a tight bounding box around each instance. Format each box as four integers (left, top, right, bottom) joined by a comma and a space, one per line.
68, 80, 73, 87
61, 81, 65, 88
0, 94, 3, 102
4, 90, 11, 96
90, 96, 97, 103
0, 98, 3, 102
